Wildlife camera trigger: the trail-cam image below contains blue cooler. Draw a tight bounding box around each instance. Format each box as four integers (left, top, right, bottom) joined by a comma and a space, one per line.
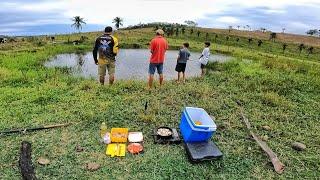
179, 107, 217, 142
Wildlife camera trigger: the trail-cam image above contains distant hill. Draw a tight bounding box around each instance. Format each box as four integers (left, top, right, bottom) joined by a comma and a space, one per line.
123, 24, 320, 48
202, 28, 320, 48
119, 23, 320, 47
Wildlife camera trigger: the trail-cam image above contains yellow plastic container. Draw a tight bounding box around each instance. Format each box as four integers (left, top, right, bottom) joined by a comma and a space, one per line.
106, 143, 126, 157
111, 128, 129, 143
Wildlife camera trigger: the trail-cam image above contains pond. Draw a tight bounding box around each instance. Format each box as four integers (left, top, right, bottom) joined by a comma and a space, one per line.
44, 49, 231, 80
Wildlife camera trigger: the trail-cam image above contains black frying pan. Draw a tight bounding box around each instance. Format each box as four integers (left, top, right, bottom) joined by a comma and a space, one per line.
155, 127, 173, 139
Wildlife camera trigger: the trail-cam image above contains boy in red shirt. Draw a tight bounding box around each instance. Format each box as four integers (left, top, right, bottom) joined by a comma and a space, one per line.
148, 29, 168, 89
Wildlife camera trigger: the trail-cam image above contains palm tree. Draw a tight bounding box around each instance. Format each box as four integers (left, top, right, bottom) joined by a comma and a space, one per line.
307, 46, 314, 57
237, 25, 240, 30
162, 26, 167, 34
214, 34, 218, 48
175, 27, 179, 36
166, 29, 171, 37
306, 29, 318, 36
282, 28, 286, 33
181, 27, 186, 35
226, 36, 230, 51
298, 43, 305, 55
184, 20, 198, 27
71, 16, 86, 33
269, 32, 277, 42
113, 17, 123, 29
170, 26, 175, 36
164, 26, 170, 37
164, 26, 173, 37
282, 43, 288, 53
258, 40, 263, 47
154, 25, 159, 31
190, 28, 194, 35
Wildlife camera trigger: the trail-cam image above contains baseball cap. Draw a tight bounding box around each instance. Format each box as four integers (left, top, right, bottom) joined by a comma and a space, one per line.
156, 29, 164, 35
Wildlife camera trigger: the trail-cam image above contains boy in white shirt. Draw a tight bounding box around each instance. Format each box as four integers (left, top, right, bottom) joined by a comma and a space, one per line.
199, 42, 211, 77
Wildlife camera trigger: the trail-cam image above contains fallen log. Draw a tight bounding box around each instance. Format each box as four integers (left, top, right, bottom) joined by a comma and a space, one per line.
19, 141, 37, 180
0, 123, 70, 136
241, 112, 285, 174
237, 102, 285, 174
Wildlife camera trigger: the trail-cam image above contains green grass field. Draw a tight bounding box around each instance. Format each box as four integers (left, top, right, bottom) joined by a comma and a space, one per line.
0, 28, 319, 179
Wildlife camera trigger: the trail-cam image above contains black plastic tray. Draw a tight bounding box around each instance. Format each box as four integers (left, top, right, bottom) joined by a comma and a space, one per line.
184, 141, 223, 163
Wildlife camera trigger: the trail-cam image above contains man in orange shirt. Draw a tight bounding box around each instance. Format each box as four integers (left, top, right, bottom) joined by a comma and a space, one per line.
148, 29, 168, 89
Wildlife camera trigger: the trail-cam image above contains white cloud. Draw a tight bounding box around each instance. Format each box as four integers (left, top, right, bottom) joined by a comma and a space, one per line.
216, 16, 239, 24
61, 0, 227, 25
231, 0, 320, 8
2, 0, 320, 26
3, 20, 61, 27
0, 28, 22, 34
2, 1, 66, 12
64, 0, 305, 26
19, 1, 66, 12
0, 0, 320, 34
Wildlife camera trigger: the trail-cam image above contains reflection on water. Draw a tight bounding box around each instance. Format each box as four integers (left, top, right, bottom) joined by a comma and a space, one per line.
44, 49, 231, 80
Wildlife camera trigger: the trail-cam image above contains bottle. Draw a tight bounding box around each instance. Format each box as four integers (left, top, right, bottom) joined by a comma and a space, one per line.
100, 122, 108, 138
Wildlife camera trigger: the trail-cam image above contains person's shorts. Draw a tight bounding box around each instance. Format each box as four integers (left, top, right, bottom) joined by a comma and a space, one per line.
200, 63, 206, 69
175, 63, 187, 72
149, 63, 164, 75
98, 58, 115, 76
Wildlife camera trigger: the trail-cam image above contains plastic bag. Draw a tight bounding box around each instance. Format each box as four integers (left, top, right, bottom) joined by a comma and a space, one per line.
103, 133, 111, 144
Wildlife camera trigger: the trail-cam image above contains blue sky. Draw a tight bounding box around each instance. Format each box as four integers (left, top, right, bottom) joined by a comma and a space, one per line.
0, 0, 319, 36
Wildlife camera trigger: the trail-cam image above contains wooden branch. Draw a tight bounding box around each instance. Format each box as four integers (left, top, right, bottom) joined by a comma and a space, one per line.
19, 141, 37, 180
0, 123, 71, 136
240, 111, 285, 174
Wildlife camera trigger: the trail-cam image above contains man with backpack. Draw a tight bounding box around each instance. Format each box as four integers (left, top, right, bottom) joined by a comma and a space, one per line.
93, 26, 119, 85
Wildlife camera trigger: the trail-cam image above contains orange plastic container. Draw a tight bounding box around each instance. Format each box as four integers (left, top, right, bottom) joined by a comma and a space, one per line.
111, 128, 129, 143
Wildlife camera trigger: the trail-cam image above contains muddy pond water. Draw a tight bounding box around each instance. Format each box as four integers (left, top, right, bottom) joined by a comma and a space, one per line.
45, 49, 231, 80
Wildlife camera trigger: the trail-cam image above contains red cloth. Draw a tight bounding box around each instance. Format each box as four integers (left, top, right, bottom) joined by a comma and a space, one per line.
149, 36, 168, 63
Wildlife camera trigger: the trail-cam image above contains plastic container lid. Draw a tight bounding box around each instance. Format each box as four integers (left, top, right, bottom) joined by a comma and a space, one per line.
184, 107, 217, 130
128, 132, 143, 143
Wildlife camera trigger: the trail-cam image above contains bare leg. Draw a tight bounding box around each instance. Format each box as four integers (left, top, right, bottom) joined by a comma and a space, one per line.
159, 74, 164, 87
182, 72, 186, 83
201, 68, 206, 77
109, 74, 115, 85
148, 74, 154, 89
99, 76, 105, 85
177, 72, 181, 82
